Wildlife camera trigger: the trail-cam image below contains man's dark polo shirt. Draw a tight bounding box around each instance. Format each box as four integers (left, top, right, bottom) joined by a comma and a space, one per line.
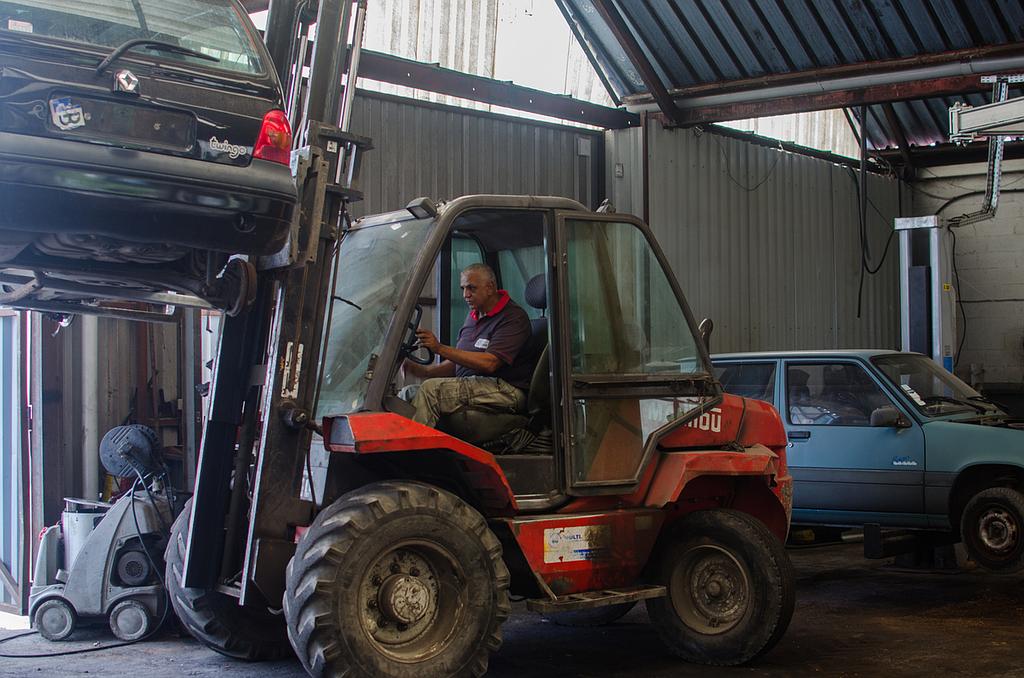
455, 292, 532, 390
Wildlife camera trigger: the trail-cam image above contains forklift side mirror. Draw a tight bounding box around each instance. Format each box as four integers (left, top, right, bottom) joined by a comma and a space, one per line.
698, 318, 714, 353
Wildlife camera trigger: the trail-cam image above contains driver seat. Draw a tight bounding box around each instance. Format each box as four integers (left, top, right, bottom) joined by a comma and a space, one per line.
438, 274, 550, 451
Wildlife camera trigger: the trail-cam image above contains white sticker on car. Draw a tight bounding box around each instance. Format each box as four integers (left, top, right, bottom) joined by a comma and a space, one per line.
49, 97, 85, 131
209, 136, 248, 159
543, 525, 611, 563
7, 19, 32, 32
900, 383, 926, 406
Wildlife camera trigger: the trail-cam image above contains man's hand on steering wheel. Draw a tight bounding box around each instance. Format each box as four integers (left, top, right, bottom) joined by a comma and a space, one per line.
415, 329, 441, 353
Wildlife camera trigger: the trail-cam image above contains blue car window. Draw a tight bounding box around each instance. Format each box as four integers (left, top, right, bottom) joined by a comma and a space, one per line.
713, 362, 775, 403
787, 363, 894, 426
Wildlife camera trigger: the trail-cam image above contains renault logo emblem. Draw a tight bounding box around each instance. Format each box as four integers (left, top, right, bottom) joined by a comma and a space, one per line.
114, 69, 139, 95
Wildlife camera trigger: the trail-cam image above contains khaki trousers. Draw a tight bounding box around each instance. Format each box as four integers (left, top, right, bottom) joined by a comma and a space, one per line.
406, 376, 526, 428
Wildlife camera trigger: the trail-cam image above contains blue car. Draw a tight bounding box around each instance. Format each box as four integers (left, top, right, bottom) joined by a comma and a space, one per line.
711, 350, 1024, 572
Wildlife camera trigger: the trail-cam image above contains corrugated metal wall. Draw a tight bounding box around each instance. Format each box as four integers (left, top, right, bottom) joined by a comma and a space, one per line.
348, 91, 603, 215
607, 123, 901, 353
0, 313, 23, 611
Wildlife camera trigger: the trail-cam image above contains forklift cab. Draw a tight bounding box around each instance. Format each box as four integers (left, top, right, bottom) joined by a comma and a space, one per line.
316, 195, 718, 506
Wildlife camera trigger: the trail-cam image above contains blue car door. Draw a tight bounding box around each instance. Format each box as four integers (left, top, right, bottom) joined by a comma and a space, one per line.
781, 359, 927, 527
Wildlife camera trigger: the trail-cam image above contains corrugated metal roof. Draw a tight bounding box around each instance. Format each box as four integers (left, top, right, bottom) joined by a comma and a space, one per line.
859, 89, 1018, 152
559, 0, 1024, 151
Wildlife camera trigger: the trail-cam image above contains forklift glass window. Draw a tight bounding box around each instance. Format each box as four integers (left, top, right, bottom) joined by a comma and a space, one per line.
565, 219, 707, 486
565, 220, 700, 375
573, 396, 707, 483
447, 236, 484, 341
497, 246, 546, 320
317, 217, 434, 416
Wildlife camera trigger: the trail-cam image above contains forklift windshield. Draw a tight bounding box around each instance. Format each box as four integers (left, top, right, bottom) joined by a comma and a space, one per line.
316, 214, 434, 416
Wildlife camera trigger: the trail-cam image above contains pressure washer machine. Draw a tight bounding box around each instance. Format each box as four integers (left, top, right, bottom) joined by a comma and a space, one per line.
29, 425, 180, 641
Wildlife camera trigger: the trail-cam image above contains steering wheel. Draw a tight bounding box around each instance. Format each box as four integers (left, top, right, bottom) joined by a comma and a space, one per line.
400, 304, 436, 365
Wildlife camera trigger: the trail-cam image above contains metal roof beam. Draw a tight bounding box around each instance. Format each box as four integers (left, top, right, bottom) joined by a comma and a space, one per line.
647, 71, 1021, 126
357, 51, 639, 129
707, 125, 889, 174
590, 0, 684, 126
624, 43, 1024, 104
879, 140, 1024, 168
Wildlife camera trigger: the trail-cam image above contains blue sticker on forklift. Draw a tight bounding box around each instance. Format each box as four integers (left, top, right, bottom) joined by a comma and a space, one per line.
50, 97, 85, 131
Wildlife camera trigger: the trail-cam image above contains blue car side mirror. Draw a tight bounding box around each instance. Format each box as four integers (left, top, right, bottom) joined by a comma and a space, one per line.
870, 406, 911, 428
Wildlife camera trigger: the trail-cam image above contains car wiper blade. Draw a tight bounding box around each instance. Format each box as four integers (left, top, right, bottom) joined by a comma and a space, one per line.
922, 395, 988, 414
96, 39, 219, 74
967, 395, 1004, 412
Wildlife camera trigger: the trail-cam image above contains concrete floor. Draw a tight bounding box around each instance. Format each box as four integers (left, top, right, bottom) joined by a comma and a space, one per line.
2, 542, 1023, 677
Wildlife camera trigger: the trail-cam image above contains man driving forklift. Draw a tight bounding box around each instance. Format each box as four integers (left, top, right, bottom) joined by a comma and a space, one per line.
402, 262, 533, 426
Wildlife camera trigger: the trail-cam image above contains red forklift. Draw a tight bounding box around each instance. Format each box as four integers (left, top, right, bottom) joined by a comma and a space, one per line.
169, 191, 796, 675
165, 2, 795, 676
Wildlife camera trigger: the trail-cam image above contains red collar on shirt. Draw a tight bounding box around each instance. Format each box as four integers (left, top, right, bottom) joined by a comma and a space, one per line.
470, 290, 511, 321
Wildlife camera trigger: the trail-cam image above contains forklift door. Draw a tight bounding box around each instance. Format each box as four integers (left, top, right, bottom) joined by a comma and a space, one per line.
555, 212, 714, 495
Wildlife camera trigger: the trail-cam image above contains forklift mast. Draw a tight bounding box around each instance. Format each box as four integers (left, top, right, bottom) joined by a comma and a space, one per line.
182, 0, 371, 604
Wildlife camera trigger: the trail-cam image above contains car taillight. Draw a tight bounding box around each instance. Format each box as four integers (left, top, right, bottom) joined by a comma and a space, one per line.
253, 110, 292, 165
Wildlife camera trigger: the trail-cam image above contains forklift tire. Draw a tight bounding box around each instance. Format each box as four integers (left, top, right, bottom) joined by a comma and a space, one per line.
108, 599, 152, 641
33, 598, 76, 641
164, 500, 291, 661
548, 602, 636, 627
284, 480, 510, 678
646, 509, 795, 666
960, 486, 1024, 573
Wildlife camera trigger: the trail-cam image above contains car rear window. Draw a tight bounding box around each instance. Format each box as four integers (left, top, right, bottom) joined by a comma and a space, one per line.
713, 362, 776, 403
0, 0, 264, 75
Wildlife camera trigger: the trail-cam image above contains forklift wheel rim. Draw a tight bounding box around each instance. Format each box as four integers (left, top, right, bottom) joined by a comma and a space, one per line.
356, 538, 466, 662
671, 543, 750, 636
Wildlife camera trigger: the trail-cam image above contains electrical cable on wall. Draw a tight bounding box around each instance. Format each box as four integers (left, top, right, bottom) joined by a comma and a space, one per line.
849, 106, 898, 319
712, 133, 781, 192
947, 227, 968, 369
937, 187, 1024, 368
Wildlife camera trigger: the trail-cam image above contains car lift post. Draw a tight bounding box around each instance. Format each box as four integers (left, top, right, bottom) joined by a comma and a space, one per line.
182, 0, 371, 603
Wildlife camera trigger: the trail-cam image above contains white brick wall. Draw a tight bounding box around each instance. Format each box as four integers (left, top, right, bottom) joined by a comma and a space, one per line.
911, 161, 1024, 386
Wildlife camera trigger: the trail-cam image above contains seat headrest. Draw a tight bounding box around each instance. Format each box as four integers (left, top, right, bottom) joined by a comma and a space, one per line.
525, 274, 547, 310
789, 369, 810, 387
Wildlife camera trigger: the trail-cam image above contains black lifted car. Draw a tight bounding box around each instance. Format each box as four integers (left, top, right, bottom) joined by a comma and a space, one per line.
0, 0, 296, 317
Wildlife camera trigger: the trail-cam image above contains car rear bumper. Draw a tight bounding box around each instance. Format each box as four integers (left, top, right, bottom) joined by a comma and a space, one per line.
0, 132, 297, 255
